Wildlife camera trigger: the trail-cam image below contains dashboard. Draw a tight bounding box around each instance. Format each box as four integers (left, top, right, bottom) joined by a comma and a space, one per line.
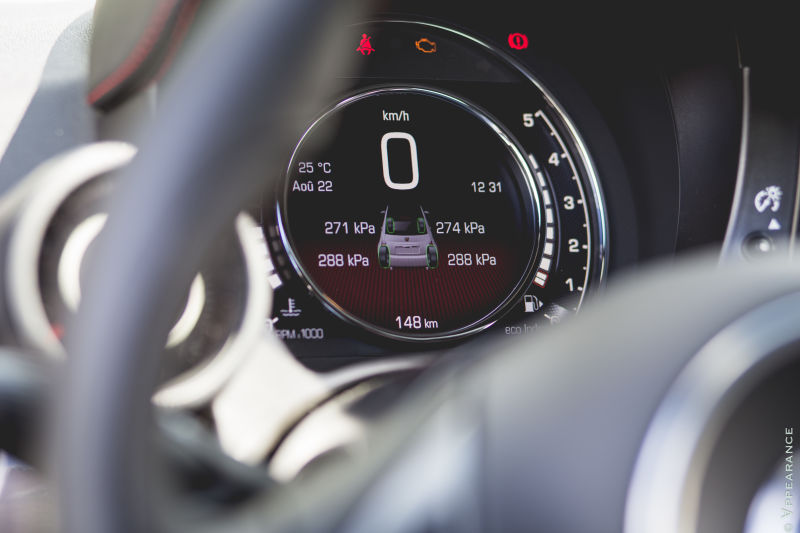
2, 2, 799, 532
259, 7, 741, 371
0, 4, 744, 372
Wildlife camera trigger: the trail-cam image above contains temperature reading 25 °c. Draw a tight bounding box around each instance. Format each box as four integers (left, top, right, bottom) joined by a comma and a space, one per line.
298, 161, 332, 174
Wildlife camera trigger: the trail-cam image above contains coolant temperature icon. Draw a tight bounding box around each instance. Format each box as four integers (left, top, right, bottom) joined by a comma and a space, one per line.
280, 298, 302, 318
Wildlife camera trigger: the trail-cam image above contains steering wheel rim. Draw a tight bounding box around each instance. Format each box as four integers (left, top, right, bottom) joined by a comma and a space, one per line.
58, 1, 362, 531
57, 1, 800, 532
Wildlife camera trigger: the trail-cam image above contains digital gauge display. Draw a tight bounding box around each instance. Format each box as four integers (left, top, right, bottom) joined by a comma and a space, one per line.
280, 89, 540, 339
268, 20, 607, 349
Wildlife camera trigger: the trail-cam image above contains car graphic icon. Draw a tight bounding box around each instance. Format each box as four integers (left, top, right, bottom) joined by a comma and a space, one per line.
377, 204, 438, 269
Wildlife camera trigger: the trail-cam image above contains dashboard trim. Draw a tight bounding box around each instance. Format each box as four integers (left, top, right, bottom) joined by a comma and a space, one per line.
720, 67, 751, 260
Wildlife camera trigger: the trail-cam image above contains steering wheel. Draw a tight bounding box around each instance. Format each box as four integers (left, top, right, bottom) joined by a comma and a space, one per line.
56, 2, 800, 533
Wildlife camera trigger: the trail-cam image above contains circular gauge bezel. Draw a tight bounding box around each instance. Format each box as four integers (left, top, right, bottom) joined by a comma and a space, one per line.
273, 20, 609, 343
4, 142, 271, 408
277, 86, 543, 342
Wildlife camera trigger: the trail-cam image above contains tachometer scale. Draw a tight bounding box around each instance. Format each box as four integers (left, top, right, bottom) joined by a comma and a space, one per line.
266, 20, 607, 351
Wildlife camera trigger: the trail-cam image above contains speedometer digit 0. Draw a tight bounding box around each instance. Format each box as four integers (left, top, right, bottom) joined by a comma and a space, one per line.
270, 20, 607, 343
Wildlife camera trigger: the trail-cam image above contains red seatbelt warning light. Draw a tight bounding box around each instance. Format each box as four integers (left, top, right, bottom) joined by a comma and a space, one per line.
508, 32, 529, 50
357, 33, 375, 55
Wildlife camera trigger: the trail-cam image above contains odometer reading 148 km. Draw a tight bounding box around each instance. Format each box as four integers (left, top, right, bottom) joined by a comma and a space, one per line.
278, 88, 542, 340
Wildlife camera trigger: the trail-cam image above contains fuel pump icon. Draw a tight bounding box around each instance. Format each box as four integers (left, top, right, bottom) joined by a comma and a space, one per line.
524, 294, 543, 313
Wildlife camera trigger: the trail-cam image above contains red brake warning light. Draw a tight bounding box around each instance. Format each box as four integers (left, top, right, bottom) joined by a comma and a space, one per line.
507, 32, 529, 50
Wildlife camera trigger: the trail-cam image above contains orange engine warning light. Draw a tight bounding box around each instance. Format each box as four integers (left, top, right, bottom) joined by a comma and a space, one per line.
357, 33, 375, 55
415, 37, 437, 54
